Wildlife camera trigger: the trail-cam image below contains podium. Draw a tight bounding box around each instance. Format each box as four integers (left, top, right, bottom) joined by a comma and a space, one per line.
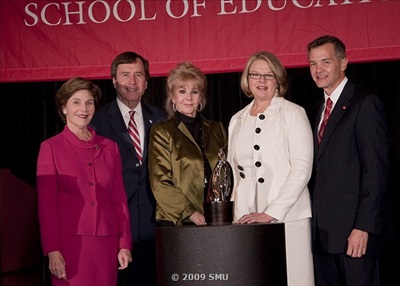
156, 223, 287, 286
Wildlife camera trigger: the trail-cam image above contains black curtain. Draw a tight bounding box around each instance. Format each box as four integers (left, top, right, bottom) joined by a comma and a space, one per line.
2, 62, 399, 187
1, 61, 399, 283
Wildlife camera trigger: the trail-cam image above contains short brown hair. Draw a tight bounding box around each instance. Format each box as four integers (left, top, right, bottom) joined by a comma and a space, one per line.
111, 51, 150, 80
307, 35, 346, 60
55, 77, 102, 123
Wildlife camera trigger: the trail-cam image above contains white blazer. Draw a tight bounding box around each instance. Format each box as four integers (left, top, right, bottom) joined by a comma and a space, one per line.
227, 97, 313, 222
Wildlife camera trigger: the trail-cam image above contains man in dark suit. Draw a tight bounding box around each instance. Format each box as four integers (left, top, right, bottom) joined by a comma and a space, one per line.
90, 51, 166, 286
307, 35, 389, 285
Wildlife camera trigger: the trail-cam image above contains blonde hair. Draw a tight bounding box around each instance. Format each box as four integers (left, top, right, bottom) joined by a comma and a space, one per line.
165, 61, 207, 118
240, 51, 288, 98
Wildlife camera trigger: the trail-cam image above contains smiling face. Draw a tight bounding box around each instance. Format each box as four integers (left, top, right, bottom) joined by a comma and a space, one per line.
63, 89, 95, 131
308, 43, 348, 95
248, 59, 277, 101
172, 80, 201, 118
113, 60, 148, 109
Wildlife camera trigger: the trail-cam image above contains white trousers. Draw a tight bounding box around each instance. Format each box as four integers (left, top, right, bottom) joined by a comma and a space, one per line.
285, 218, 315, 286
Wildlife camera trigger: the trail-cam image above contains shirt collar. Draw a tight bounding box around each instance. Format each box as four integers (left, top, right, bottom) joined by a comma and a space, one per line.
324, 77, 348, 105
117, 98, 142, 125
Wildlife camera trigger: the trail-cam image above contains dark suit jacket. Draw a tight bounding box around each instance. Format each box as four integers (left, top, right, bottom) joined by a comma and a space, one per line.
309, 80, 389, 254
90, 99, 166, 241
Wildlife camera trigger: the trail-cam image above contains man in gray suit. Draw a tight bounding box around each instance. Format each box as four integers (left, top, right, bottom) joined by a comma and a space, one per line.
307, 35, 389, 285
90, 51, 166, 286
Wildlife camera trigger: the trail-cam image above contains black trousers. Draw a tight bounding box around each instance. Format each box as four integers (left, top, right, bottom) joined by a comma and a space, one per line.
313, 234, 382, 286
118, 239, 157, 286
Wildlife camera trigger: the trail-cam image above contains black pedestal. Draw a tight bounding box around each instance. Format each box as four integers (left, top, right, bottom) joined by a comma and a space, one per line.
156, 223, 287, 286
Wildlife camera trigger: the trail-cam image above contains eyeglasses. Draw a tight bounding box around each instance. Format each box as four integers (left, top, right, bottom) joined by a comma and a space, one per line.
248, 73, 276, 81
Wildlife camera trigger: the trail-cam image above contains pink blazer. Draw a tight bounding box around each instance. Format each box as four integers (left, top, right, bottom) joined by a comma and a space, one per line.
37, 126, 132, 255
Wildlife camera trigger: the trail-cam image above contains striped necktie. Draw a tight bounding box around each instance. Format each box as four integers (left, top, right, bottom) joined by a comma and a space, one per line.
128, 111, 142, 164
317, 97, 333, 144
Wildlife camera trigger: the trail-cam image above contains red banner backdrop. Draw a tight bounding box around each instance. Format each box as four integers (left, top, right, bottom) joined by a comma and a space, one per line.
1, 0, 399, 83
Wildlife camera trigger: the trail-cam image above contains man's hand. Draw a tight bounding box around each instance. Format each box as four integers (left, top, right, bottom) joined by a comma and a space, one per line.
347, 229, 368, 258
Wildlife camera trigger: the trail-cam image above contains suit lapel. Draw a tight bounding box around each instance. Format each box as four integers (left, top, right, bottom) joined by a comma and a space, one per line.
177, 121, 197, 147
141, 103, 156, 162
202, 119, 212, 150
107, 100, 138, 157
318, 82, 354, 156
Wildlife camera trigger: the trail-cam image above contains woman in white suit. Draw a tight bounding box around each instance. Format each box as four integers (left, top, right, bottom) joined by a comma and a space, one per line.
227, 51, 314, 286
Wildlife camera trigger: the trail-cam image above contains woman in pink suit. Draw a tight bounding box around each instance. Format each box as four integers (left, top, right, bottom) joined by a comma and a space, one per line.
36, 77, 132, 286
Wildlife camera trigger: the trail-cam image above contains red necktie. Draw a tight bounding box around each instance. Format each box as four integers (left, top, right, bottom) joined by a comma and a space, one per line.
317, 98, 333, 144
128, 111, 142, 164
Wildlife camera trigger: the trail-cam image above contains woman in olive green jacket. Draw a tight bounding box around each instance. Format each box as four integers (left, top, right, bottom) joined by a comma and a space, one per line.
148, 62, 228, 226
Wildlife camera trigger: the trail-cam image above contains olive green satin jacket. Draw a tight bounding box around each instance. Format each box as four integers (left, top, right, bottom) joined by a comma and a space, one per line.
148, 116, 228, 225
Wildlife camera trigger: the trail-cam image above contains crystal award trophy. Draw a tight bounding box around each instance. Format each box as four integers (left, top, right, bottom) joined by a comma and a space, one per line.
203, 149, 234, 225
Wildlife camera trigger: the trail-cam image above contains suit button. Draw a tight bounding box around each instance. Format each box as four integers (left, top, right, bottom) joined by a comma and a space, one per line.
259, 114, 265, 120
254, 145, 260, 151
87, 162, 92, 166
90, 202, 95, 206
258, 178, 264, 183
255, 161, 261, 167
89, 182, 94, 186
255, 127, 261, 134
237, 165, 244, 171
239, 172, 245, 179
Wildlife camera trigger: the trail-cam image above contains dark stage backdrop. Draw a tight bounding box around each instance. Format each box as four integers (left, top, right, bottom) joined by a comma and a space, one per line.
0, 62, 399, 283
1, 62, 399, 187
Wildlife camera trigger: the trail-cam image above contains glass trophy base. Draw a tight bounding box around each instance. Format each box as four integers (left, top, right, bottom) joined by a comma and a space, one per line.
203, 201, 233, 225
